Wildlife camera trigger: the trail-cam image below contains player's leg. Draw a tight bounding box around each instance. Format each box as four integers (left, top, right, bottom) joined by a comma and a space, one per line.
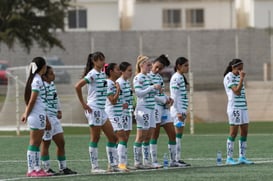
53, 131, 77, 174
238, 111, 253, 165
226, 125, 238, 165
102, 118, 119, 172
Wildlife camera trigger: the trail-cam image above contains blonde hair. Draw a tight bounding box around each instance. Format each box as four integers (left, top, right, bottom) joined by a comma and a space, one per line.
135, 55, 149, 75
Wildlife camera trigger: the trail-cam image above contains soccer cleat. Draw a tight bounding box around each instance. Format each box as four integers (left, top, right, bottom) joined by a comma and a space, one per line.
177, 160, 191, 166
226, 157, 239, 165
60, 168, 77, 175
118, 163, 129, 172
46, 168, 56, 174
107, 165, 122, 172
134, 163, 146, 169
152, 162, 163, 169
169, 161, 187, 167
36, 169, 53, 177
238, 157, 254, 165
91, 167, 106, 174
26, 170, 39, 177
143, 162, 154, 169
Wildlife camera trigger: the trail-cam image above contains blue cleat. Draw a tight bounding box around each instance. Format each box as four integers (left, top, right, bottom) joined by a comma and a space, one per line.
226, 157, 239, 165
238, 157, 254, 165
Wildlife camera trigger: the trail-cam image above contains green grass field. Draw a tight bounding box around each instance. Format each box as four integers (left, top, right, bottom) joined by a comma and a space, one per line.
1, 122, 273, 181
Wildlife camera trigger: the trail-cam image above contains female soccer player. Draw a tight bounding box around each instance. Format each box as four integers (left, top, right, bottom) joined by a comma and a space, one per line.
40, 66, 77, 175
148, 54, 183, 168
133, 55, 161, 169
116, 62, 134, 169
21, 57, 52, 177
105, 63, 129, 171
223, 59, 254, 165
170, 57, 191, 167
74, 52, 118, 173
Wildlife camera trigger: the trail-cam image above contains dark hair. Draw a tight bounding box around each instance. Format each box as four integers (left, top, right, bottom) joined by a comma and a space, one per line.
105, 63, 117, 77
154, 54, 170, 67
24, 57, 46, 105
119, 61, 131, 72
174, 57, 189, 85
82, 51, 105, 78
43, 65, 53, 78
223, 59, 243, 77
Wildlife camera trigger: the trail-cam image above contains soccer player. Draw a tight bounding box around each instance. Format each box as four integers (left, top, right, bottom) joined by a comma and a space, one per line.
223, 59, 254, 165
148, 54, 184, 168
133, 55, 161, 169
105, 63, 129, 171
116, 62, 134, 168
170, 57, 191, 167
74, 52, 118, 173
21, 57, 52, 177
40, 66, 77, 175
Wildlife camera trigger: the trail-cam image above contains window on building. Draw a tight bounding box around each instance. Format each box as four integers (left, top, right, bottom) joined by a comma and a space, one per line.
162, 9, 181, 28
186, 9, 204, 28
68, 9, 87, 29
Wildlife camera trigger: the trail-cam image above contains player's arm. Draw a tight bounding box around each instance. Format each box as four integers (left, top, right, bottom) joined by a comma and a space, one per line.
107, 82, 120, 105
231, 71, 245, 96
75, 78, 91, 112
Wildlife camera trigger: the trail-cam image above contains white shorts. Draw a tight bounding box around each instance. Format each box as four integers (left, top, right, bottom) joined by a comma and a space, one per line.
134, 107, 155, 130
227, 109, 249, 125
160, 108, 172, 126
109, 116, 123, 131
27, 111, 46, 130
43, 115, 63, 141
122, 113, 132, 131
155, 105, 172, 126
171, 112, 187, 128
85, 107, 108, 126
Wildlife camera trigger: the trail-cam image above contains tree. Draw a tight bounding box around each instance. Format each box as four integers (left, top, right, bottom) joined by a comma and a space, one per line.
0, 0, 70, 52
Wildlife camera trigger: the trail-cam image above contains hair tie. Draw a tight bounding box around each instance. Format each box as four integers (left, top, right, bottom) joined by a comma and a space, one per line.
29, 62, 38, 74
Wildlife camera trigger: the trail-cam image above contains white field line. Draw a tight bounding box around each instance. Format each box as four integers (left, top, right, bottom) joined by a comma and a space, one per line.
2, 159, 273, 181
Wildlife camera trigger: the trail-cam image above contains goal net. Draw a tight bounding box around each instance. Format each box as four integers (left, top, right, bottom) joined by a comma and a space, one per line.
0, 65, 89, 133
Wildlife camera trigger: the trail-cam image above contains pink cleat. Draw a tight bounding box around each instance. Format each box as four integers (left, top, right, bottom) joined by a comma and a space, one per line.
26, 170, 38, 177
35, 169, 53, 177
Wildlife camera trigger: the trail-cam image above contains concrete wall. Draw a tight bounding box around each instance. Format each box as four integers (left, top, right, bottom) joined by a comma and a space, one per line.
0, 29, 270, 89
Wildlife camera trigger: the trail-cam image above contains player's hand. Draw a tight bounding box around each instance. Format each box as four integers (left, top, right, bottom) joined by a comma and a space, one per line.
122, 102, 129, 109
239, 70, 246, 79
153, 84, 161, 90
21, 113, 27, 123
83, 103, 92, 113
57, 111, 62, 119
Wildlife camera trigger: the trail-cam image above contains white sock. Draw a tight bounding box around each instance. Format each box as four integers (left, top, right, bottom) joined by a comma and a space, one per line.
34, 151, 41, 171
142, 143, 150, 164
239, 140, 247, 158
150, 143, 157, 163
168, 144, 176, 163
58, 160, 67, 170
89, 146, 98, 169
106, 145, 116, 166
41, 160, 50, 171
176, 137, 181, 161
227, 138, 234, 159
133, 143, 142, 165
27, 150, 35, 172
117, 143, 126, 165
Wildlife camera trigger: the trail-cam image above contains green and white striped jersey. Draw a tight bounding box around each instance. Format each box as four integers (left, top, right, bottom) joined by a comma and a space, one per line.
170, 72, 188, 114
44, 81, 60, 116
31, 74, 47, 113
116, 77, 133, 115
133, 73, 156, 110
84, 69, 107, 109
223, 72, 247, 111
105, 79, 123, 118
148, 72, 166, 106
